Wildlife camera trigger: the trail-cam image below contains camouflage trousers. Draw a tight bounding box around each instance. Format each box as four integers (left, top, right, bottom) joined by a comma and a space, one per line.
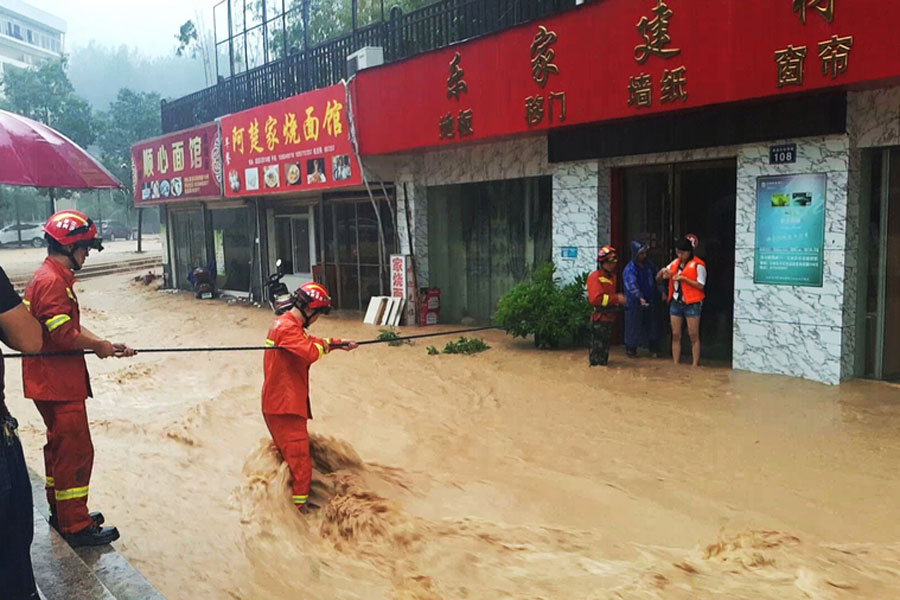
589, 321, 614, 366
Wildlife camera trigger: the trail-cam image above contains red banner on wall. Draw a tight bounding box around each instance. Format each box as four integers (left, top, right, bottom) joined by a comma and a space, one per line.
353, 0, 900, 155
220, 83, 361, 198
131, 123, 222, 205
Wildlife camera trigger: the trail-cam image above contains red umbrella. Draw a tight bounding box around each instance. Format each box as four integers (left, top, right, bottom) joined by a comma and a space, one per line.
0, 109, 121, 189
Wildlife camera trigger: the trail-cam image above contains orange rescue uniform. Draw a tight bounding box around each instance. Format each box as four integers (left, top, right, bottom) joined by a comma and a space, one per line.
587, 269, 622, 322
22, 257, 95, 534
261, 311, 334, 508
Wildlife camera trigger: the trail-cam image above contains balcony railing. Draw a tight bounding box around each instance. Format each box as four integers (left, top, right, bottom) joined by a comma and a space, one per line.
161, 0, 578, 133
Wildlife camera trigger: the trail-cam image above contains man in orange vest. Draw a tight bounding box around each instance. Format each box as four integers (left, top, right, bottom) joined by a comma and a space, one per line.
657, 236, 707, 366
262, 281, 357, 513
586, 246, 626, 366
23, 210, 135, 546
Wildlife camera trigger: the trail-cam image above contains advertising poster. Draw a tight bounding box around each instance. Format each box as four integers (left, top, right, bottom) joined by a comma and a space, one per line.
131, 123, 222, 205
754, 173, 827, 287
220, 83, 361, 198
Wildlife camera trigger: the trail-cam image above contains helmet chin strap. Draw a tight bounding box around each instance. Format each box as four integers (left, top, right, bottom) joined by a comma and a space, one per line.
62, 246, 81, 271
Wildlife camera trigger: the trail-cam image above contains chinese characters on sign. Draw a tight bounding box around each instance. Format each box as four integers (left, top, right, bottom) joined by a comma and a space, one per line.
438, 52, 474, 140
634, 0, 680, 63
775, 1, 852, 87
792, 0, 834, 24
525, 25, 566, 127
818, 35, 853, 78
775, 45, 808, 87
220, 83, 360, 197
131, 123, 222, 205
627, 1, 686, 109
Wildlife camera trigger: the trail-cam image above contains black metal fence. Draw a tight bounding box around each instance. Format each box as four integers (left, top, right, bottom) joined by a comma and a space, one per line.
161, 0, 577, 133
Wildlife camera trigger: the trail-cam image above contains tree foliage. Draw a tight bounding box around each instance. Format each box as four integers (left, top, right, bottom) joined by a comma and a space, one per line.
493, 263, 592, 349
95, 89, 162, 194
0, 58, 96, 148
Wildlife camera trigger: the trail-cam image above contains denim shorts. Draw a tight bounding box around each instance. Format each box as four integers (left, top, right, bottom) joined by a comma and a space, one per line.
669, 300, 702, 318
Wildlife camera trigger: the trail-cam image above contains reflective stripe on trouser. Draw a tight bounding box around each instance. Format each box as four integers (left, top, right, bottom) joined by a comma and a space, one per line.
263, 413, 311, 506
34, 400, 95, 534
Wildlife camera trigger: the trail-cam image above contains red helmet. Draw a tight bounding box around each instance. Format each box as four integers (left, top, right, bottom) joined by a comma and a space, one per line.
43, 210, 103, 250
292, 282, 332, 314
597, 245, 617, 263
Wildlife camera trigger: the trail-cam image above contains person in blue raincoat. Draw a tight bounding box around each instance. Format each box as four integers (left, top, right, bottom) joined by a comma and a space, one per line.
623, 241, 660, 357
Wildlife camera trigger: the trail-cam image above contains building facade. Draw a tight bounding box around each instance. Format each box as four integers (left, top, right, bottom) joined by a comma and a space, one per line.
0, 0, 64, 77
151, 0, 900, 385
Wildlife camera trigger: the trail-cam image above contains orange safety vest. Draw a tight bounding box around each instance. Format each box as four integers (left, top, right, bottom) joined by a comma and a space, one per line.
666, 257, 706, 305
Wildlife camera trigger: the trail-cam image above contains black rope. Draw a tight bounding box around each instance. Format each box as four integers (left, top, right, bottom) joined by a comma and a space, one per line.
2, 326, 500, 358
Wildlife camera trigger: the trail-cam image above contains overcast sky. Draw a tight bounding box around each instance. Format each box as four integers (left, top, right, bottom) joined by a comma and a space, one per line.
28, 0, 216, 57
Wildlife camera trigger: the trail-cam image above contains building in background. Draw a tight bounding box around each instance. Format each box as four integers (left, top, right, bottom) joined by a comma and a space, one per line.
0, 0, 65, 78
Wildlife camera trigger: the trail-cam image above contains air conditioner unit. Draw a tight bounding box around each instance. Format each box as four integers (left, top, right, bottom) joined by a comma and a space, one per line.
347, 46, 384, 77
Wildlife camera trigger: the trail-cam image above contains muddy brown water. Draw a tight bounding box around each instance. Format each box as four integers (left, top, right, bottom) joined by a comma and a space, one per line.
5, 275, 900, 598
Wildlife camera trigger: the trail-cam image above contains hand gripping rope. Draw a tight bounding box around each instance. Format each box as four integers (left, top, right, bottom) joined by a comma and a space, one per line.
2, 326, 499, 359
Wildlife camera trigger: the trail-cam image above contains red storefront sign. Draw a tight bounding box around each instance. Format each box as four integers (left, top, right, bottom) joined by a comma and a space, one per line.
131, 123, 221, 205
354, 0, 900, 155
220, 83, 361, 197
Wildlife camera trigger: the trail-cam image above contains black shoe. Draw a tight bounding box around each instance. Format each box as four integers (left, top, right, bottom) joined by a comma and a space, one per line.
63, 523, 120, 547
50, 511, 104, 531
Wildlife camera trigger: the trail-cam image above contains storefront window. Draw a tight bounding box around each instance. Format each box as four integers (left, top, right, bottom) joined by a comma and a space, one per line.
427, 176, 552, 323
170, 209, 207, 290
210, 207, 253, 292
322, 199, 396, 310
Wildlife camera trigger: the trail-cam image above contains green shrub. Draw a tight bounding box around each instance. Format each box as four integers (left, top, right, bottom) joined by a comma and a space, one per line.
426, 345, 439, 355
493, 263, 592, 349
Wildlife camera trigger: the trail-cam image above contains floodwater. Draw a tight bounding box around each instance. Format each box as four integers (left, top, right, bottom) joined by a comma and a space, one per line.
5, 273, 900, 599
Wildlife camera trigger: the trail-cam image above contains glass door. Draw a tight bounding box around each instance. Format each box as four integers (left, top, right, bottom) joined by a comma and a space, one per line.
170, 209, 206, 291
863, 148, 900, 380
274, 211, 315, 293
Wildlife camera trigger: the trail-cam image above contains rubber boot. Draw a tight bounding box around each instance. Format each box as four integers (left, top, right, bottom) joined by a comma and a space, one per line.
50, 511, 104, 531
63, 523, 120, 547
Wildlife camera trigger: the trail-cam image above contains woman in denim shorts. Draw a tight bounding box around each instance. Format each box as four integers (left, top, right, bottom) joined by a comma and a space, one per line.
657, 236, 707, 366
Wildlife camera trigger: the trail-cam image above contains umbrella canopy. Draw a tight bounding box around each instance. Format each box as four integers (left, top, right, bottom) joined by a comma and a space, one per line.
0, 109, 121, 189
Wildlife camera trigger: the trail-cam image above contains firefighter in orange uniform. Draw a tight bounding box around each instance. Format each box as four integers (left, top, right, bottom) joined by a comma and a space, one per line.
23, 210, 135, 547
262, 282, 357, 513
586, 246, 626, 366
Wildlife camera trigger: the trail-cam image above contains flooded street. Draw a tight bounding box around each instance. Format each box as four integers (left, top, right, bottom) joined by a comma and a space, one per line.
5, 273, 900, 599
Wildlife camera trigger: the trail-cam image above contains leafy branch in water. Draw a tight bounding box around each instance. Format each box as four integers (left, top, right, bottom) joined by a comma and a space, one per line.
378, 328, 409, 347
441, 337, 490, 355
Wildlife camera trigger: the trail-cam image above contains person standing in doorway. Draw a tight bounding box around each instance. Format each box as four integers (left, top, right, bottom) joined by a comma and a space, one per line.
623, 241, 660, 358
587, 246, 626, 366
657, 236, 706, 366
0, 264, 43, 599
23, 210, 135, 547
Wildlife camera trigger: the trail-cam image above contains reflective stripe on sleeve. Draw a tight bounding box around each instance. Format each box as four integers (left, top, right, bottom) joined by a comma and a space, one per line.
292, 495, 308, 505
265, 338, 276, 348
601, 295, 610, 307
46, 476, 55, 487
45, 314, 71, 332
65, 287, 76, 302
23, 299, 30, 310
55, 485, 89, 501
314, 343, 325, 358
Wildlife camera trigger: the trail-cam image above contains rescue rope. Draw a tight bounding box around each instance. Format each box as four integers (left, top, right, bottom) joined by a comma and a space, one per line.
2, 325, 500, 358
